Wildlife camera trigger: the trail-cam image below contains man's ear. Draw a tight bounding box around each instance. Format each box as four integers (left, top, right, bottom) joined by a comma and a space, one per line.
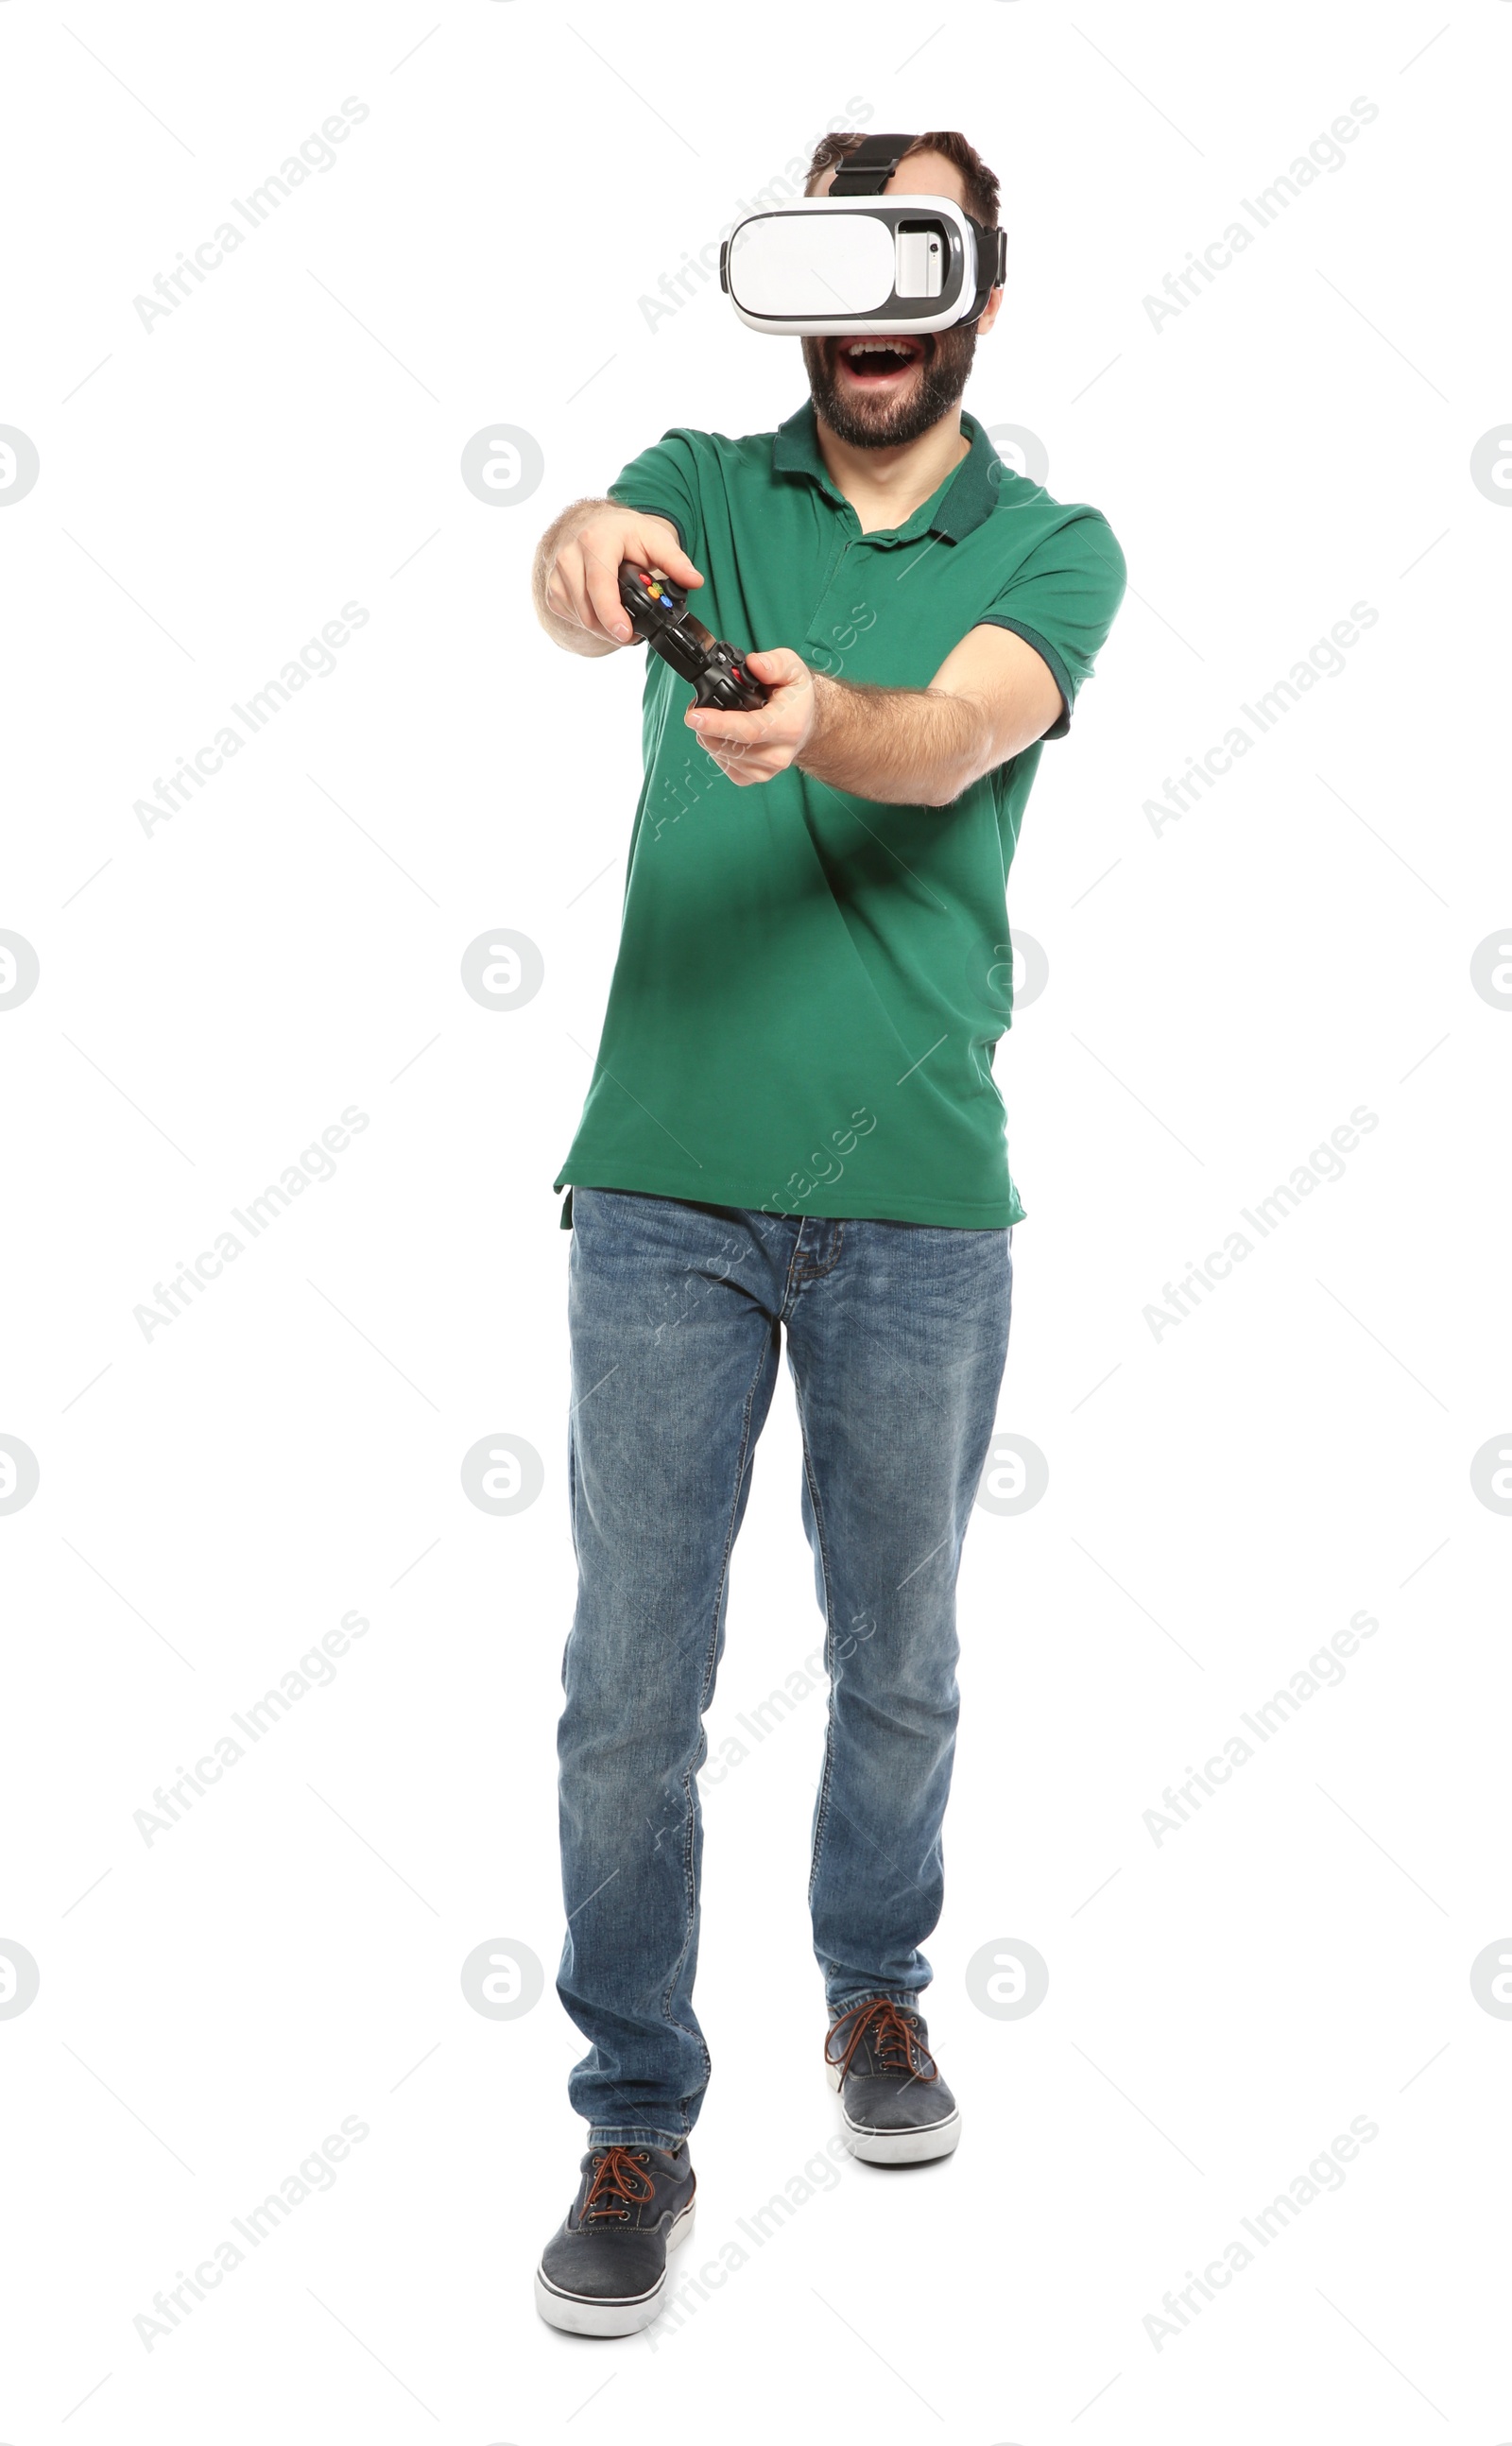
974, 284, 1005, 339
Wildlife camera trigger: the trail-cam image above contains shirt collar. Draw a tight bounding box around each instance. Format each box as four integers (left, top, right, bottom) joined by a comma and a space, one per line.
771, 401, 1002, 542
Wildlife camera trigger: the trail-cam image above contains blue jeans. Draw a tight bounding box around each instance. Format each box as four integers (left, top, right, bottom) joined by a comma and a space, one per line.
556, 1189, 1013, 2146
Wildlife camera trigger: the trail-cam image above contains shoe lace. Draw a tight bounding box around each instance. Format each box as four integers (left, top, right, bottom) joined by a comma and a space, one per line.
582, 2145, 657, 2222
824, 1999, 937, 2084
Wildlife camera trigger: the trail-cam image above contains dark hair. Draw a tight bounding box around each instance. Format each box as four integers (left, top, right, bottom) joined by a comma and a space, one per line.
804, 129, 1001, 230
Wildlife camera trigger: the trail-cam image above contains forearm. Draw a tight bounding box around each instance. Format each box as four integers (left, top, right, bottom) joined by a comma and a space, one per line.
798, 673, 989, 808
532, 498, 623, 656
684, 628, 1059, 799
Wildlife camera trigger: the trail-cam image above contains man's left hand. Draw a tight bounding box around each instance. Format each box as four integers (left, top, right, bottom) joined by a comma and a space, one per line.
684, 623, 1063, 805
684, 647, 817, 785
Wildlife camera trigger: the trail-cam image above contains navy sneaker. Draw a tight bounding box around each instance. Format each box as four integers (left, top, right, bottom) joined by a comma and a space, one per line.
535, 2143, 696, 2336
824, 1998, 961, 2164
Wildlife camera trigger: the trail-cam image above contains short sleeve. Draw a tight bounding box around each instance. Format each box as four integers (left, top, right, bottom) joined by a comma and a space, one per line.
607, 429, 705, 567
978, 508, 1126, 740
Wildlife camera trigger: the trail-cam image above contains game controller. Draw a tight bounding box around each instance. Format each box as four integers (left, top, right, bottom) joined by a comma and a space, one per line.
618, 564, 770, 714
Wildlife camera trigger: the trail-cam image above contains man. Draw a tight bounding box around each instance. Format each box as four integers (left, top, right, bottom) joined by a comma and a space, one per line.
530, 129, 1125, 2337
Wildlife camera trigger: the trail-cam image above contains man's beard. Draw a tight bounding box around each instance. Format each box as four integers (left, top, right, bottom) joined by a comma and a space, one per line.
801, 326, 978, 449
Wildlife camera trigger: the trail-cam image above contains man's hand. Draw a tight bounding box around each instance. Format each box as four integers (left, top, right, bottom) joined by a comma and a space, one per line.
533, 499, 703, 658
684, 648, 816, 784
686, 626, 1063, 804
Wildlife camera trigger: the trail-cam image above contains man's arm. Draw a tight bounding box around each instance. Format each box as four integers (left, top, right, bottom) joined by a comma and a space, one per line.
685, 624, 1064, 804
532, 498, 704, 658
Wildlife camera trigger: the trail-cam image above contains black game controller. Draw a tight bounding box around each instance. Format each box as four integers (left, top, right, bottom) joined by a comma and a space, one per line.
618, 564, 770, 714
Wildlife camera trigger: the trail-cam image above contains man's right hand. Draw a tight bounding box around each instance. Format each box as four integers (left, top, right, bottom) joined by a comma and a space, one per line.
532, 499, 703, 657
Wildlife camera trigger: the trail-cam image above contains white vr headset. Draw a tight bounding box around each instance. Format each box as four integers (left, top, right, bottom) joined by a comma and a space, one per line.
718, 132, 1006, 337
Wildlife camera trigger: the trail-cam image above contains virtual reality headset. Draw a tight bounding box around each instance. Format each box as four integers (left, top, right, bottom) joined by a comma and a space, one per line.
719, 132, 1006, 337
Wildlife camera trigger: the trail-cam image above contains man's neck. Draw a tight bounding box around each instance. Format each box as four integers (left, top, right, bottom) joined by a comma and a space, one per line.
813, 409, 971, 536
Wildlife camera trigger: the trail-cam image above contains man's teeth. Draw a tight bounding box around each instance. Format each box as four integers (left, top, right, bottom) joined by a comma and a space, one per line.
845, 341, 914, 358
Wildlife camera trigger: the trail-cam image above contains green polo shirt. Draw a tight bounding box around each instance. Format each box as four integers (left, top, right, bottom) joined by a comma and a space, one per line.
554, 404, 1125, 1229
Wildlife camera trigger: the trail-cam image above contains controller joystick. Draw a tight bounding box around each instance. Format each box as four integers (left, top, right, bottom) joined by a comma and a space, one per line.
617, 564, 770, 714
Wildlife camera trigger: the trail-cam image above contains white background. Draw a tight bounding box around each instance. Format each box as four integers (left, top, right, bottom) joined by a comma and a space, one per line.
3, 0, 1508, 2436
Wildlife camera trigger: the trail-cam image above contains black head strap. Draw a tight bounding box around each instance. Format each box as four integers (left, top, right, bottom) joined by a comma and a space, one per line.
826, 132, 917, 195
963, 218, 1008, 322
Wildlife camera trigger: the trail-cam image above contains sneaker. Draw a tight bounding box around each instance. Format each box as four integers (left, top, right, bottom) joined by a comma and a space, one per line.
535, 2143, 696, 2336
824, 1998, 961, 2164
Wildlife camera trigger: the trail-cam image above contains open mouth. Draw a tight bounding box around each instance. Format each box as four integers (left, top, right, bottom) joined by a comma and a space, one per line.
836, 336, 928, 385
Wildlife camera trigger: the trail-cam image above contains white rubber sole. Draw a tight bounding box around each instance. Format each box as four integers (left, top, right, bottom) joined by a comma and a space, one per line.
827, 2060, 962, 2163
840, 2107, 962, 2163
534, 2202, 696, 2337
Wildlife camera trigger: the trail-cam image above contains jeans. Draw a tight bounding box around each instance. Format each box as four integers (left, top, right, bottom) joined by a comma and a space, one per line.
556, 1188, 1013, 2146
